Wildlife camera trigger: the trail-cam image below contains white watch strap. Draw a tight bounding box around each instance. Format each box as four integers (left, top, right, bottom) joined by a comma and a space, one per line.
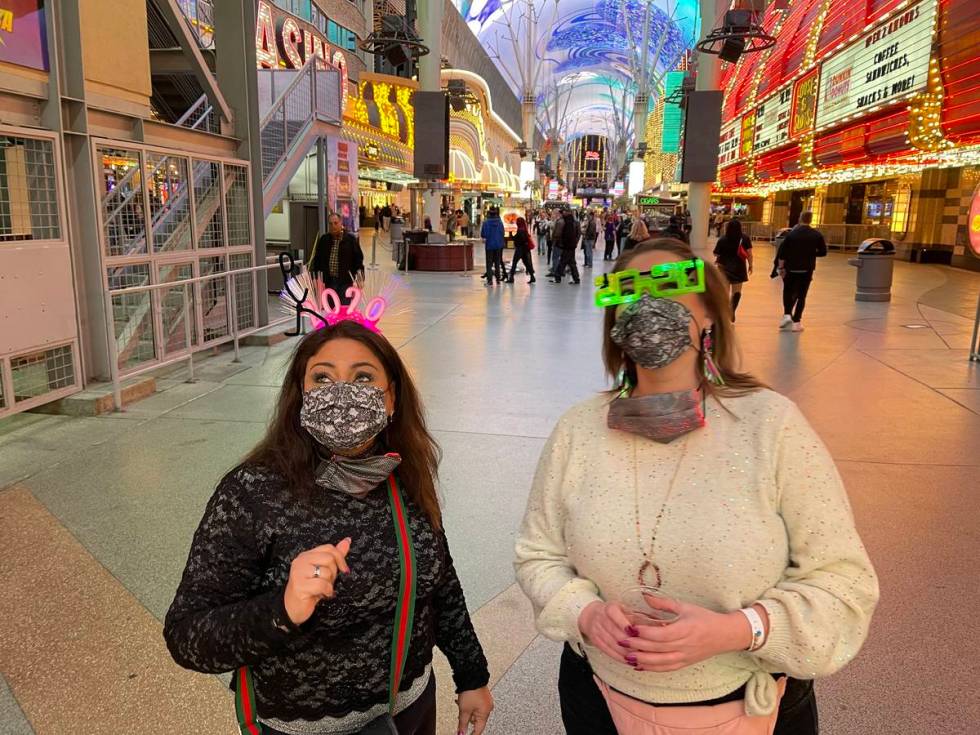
739, 607, 767, 652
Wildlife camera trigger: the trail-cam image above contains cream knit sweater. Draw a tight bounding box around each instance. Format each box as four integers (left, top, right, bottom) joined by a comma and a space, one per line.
514, 389, 879, 716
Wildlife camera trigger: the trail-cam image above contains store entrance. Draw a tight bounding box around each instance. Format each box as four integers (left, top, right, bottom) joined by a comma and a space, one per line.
789, 189, 814, 226
845, 184, 866, 224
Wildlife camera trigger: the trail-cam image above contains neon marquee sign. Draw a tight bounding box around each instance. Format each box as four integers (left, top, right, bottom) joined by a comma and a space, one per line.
969, 184, 980, 257
255, 0, 348, 108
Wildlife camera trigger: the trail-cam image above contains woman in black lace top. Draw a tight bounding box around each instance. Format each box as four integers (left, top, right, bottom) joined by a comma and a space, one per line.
164, 321, 493, 735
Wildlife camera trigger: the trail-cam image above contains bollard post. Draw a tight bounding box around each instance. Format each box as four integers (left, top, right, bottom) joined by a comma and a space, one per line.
369, 232, 379, 270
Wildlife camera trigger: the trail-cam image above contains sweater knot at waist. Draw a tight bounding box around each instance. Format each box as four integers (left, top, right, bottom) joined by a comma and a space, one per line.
744, 670, 779, 717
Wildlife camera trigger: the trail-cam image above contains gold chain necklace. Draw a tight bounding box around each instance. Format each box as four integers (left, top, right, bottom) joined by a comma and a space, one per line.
632, 435, 689, 587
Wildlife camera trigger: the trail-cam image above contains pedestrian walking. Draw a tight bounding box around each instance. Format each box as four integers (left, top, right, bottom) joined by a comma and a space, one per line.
624, 218, 650, 251
380, 203, 392, 232
603, 218, 617, 260
549, 210, 565, 278
713, 211, 725, 238
446, 210, 458, 241
481, 207, 506, 285
582, 213, 598, 268
507, 217, 537, 284
663, 215, 689, 244
775, 211, 827, 332
617, 216, 631, 255
515, 238, 878, 735
713, 218, 754, 322
307, 213, 364, 304
553, 209, 581, 284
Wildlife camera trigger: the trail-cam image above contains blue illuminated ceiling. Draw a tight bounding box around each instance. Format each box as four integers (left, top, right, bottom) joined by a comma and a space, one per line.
453, 0, 700, 140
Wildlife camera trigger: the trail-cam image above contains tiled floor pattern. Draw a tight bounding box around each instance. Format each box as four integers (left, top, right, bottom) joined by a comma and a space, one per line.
1, 235, 979, 734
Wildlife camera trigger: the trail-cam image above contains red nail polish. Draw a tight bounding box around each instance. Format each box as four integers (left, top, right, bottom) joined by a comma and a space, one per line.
626, 625, 639, 637
618, 639, 630, 647
626, 654, 637, 666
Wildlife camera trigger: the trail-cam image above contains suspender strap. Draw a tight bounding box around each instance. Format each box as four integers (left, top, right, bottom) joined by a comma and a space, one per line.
387, 474, 417, 712
234, 474, 416, 733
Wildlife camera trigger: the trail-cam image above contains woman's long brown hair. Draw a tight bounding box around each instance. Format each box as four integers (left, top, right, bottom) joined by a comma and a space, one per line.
244, 320, 443, 529
601, 238, 767, 398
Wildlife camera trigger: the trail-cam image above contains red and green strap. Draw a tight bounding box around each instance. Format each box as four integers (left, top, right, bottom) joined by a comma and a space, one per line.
234, 474, 416, 732
235, 665, 263, 734
386, 474, 417, 713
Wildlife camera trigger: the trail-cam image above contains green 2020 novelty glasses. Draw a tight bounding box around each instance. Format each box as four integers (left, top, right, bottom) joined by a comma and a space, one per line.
594, 258, 706, 308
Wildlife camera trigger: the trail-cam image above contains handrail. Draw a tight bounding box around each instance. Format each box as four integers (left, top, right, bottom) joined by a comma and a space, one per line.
175, 93, 214, 130
259, 57, 317, 129
103, 259, 292, 411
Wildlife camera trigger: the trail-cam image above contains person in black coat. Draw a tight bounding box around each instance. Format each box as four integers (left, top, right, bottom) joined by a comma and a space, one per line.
507, 217, 537, 284
308, 213, 364, 303
713, 218, 754, 321
775, 211, 828, 331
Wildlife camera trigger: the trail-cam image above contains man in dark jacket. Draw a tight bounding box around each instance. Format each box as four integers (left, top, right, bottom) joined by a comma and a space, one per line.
481, 208, 506, 285
775, 211, 827, 332
308, 213, 364, 303
663, 215, 689, 244
553, 209, 581, 284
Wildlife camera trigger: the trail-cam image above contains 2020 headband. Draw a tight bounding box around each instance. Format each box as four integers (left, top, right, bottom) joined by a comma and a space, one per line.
594, 258, 706, 308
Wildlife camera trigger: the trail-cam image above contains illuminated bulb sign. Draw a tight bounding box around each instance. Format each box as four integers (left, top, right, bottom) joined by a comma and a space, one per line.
816, 0, 937, 130
255, 1, 348, 107
584, 151, 601, 161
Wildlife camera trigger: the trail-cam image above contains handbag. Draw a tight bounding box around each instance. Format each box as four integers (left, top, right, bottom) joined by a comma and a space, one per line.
737, 238, 749, 261
594, 676, 786, 735
235, 475, 417, 735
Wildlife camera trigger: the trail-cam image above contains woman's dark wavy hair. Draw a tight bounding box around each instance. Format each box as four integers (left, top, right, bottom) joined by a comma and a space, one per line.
245, 320, 443, 529
724, 218, 744, 242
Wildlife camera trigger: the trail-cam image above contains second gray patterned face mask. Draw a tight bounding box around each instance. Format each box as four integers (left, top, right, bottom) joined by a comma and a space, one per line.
300, 382, 389, 451
610, 295, 694, 370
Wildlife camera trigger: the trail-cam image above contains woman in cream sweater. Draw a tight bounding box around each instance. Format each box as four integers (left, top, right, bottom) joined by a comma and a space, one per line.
514, 239, 878, 734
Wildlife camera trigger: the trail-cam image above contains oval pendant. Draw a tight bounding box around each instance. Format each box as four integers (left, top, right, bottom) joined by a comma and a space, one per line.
637, 560, 662, 588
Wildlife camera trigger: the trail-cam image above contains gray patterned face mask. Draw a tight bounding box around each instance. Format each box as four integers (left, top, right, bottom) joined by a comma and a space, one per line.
610, 295, 694, 370
315, 452, 402, 498
300, 382, 390, 451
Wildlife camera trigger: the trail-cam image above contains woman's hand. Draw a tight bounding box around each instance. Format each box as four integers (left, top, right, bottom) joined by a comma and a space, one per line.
578, 601, 635, 664
283, 538, 352, 625
456, 686, 493, 735
619, 597, 752, 672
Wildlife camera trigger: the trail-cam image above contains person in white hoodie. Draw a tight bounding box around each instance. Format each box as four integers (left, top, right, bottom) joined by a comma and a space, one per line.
515, 238, 878, 735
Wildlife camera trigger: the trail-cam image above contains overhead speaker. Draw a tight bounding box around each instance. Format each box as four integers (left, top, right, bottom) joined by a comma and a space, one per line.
413, 91, 449, 179
680, 91, 723, 183
718, 35, 746, 63
383, 44, 409, 67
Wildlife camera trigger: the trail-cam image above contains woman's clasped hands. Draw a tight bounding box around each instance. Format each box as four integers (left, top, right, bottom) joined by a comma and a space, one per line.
579, 597, 754, 673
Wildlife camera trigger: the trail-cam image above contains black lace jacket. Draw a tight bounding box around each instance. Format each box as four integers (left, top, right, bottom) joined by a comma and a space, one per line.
163, 464, 489, 722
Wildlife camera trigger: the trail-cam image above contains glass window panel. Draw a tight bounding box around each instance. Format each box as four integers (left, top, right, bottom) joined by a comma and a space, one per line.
158, 262, 197, 355
229, 253, 255, 331
193, 159, 225, 248
100, 148, 147, 257
147, 154, 192, 253
199, 255, 229, 341
0, 136, 62, 242
11, 345, 76, 402
106, 263, 156, 371
224, 165, 251, 246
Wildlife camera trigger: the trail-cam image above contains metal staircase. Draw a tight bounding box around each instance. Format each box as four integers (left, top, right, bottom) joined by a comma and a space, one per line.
259, 58, 344, 215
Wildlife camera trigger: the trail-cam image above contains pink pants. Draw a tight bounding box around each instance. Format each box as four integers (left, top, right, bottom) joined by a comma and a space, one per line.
594, 677, 787, 735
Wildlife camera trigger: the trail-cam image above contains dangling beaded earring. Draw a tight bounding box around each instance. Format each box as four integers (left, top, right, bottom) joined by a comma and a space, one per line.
701, 326, 725, 386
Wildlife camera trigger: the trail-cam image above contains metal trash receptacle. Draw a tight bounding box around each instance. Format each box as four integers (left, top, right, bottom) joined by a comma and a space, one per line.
848, 239, 895, 302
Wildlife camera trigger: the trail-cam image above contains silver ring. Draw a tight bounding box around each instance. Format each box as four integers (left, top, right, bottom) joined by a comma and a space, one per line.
312, 564, 321, 579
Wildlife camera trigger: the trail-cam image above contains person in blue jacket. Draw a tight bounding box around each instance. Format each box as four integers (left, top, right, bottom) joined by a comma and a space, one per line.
481, 208, 506, 286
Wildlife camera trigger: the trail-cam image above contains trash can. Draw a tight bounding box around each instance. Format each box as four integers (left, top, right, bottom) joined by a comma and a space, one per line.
848, 239, 895, 302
